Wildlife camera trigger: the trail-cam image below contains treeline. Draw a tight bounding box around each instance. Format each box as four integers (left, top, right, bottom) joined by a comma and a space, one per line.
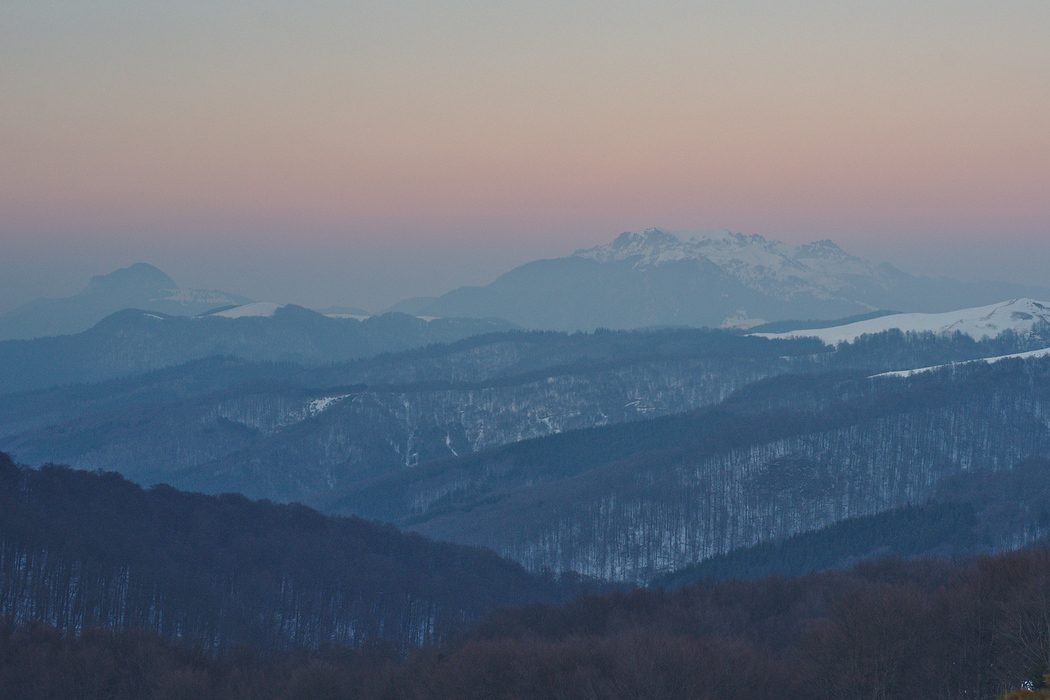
407, 549, 1050, 699
828, 324, 1050, 371
0, 453, 584, 651
6, 547, 1050, 698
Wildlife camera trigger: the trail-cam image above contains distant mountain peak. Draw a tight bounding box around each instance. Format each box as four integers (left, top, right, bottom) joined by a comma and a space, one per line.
394, 226, 1050, 332
86, 263, 178, 295
0, 263, 253, 340
573, 227, 878, 302
575, 228, 742, 264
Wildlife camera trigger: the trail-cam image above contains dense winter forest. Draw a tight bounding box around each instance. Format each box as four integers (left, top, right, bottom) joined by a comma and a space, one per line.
337, 354, 1050, 582
4, 324, 1046, 510
0, 453, 585, 652
5, 546, 1050, 698
5, 449, 1050, 698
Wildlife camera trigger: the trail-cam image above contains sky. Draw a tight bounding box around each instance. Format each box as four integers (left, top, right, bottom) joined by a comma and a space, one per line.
2, 1, 1048, 313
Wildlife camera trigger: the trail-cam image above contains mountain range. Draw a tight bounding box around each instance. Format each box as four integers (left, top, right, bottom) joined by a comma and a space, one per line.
4, 237, 1050, 588
5, 297, 1050, 584
8, 229, 1050, 341
6, 231, 1050, 700
0, 263, 252, 340
0, 304, 515, 394
390, 228, 1050, 331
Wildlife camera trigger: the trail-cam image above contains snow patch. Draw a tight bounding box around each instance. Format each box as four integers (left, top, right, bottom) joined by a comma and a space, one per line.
721, 312, 766, 330
211, 302, 282, 318
754, 299, 1050, 345
872, 345, 1050, 379
308, 394, 351, 416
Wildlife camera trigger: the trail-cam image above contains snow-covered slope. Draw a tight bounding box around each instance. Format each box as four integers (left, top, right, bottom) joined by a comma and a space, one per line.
872, 346, 1050, 379
754, 299, 1050, 345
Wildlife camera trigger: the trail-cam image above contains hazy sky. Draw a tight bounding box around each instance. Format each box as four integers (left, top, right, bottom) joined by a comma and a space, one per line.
2, 1, 1048, 313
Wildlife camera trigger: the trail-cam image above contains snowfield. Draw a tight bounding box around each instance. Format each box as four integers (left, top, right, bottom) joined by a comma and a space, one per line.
753, 298, 1050, 345
210, 302, 283, 318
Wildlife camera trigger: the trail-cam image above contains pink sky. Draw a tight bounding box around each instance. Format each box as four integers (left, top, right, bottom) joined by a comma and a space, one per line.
2, 2, 1048, 312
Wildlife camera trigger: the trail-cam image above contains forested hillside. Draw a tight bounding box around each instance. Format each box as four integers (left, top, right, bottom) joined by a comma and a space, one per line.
338, 355, 1050, 582
6, 547, 1050, 699
3, 313, 1050, 696
652, 500, 984, 587
0, 453, 583, 651
4, 323, 1050, 583
0, 328, 824, 498
6, 323, 1045, 507
654, 449, 1050, 588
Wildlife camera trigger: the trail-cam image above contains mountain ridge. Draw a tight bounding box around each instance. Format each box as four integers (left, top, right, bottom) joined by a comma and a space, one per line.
0, 305, 518, 394
0, 263, 252, 340
396, 227, 1050, 331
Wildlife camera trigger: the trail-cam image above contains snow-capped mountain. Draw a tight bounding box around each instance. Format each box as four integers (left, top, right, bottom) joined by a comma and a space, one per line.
574, 228, 892, 308
399, 227, 1050, 331
755, 298, 1050, 345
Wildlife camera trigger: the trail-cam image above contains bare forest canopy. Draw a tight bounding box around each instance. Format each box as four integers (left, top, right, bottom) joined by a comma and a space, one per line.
4, 545, 1050, 698
0, 452, 589, 652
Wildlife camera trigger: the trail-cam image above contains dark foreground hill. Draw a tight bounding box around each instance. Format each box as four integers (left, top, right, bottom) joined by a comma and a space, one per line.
5, 547, 1050, 698
0, 452, 584, 651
